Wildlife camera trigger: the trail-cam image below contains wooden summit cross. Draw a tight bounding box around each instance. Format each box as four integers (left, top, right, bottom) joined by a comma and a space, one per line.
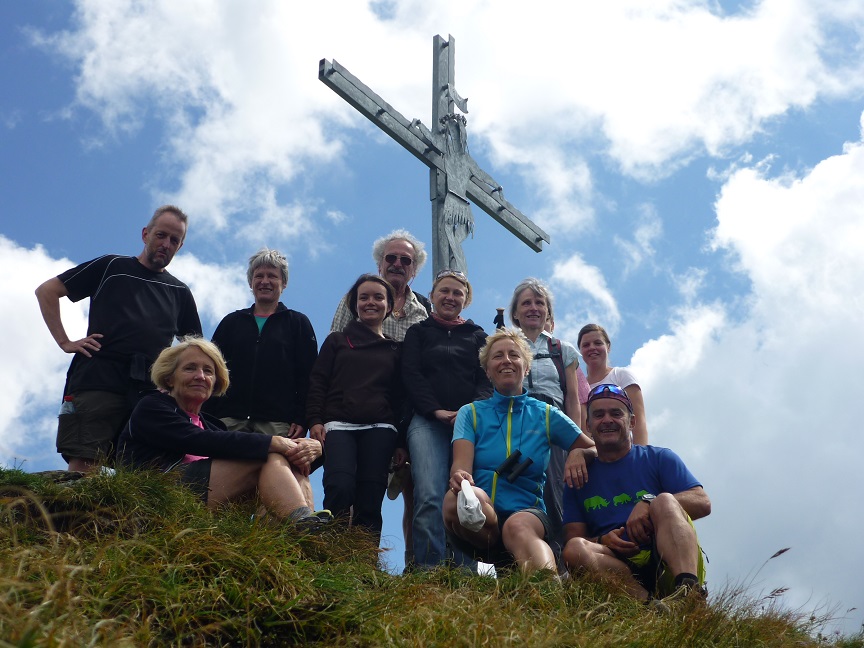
319, 34, 549, 276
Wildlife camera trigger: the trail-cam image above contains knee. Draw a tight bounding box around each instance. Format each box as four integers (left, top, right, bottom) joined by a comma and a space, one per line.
501, 514, 541, 547
649, 492, 688, 524
562, 537, 593, 568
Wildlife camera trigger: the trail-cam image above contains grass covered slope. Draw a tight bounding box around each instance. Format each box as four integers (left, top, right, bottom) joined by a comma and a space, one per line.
0, 468, 860, 647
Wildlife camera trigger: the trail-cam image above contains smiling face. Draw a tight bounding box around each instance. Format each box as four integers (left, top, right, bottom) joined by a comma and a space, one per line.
431, 277, 467, 321
250, 264, 285, 308
587, 396, 633, 457
579, 330, 611, 368
377, 239, 416, 294
140, 212, 186, 271
167, 347, 216, 413
484, 338, 530, 396
356, 280, 391, 329
514, 288, 548, 334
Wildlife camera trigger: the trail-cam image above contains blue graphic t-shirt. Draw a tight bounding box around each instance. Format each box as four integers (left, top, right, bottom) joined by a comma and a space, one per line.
562, 445, 701, 538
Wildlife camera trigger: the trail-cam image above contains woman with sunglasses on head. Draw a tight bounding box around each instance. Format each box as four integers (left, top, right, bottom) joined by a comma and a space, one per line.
577, 324, 648, 446
307, 274, 406, 543
401, 269, 492, 569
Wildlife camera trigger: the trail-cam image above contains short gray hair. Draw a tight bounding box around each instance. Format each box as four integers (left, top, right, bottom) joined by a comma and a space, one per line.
145, 205, 188, 234
247, 248, 289, 287
371, 229, 427, 273
509, 277, 555, 327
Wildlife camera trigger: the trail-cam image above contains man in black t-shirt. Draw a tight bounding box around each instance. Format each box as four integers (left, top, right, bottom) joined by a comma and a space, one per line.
36, 205, 202, 471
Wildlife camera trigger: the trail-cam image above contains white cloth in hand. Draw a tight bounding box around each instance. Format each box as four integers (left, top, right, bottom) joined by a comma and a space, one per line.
457, 479, 486, 532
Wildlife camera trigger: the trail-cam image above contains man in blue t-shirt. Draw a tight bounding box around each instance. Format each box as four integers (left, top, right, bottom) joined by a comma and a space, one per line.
36, 205, 202, 472
562, 384, 711, 602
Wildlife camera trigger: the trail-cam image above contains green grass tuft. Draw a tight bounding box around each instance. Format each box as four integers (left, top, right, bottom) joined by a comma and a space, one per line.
1, 467, 860, 647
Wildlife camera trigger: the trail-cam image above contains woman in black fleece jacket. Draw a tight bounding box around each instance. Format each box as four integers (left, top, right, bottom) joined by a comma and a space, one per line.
401, 270, 491, 568
306, 274, 405, 541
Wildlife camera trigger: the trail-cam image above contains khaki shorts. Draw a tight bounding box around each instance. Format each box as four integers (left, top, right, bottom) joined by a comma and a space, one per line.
221, 417, 292, 437
56, 391, 130, 462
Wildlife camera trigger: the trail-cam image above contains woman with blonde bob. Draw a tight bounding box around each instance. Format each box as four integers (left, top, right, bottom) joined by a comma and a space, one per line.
117, 336, 327, 526
443, 328, 596, 574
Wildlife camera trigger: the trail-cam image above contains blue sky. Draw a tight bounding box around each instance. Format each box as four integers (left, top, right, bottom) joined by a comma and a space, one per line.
2, 0, 863, 636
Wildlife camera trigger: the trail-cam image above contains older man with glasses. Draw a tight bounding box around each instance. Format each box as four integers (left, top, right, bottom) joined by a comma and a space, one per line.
330, 229, 430, 339
328, 229, 431, 569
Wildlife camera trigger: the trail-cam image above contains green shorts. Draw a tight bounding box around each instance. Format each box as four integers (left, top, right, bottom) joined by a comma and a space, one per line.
56, 391, 131, 462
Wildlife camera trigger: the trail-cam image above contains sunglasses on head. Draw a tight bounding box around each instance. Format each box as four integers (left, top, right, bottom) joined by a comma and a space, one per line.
385, 254, 413, 266
587, 383, 634, 413
588, 384, 628, 399
435, 268, 467, 280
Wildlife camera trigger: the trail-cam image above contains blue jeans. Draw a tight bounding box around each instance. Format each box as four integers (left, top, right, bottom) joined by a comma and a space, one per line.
407, 414, 474, 569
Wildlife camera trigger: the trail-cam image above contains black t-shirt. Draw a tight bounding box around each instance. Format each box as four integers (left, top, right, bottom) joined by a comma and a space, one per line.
59, 255, 202, 394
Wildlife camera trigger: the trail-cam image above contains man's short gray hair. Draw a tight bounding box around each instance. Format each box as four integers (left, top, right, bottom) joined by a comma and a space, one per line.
371, 229, 427, 273
247, 248, 289, 287
145, 205, 188, 233
509, 277, 555, 327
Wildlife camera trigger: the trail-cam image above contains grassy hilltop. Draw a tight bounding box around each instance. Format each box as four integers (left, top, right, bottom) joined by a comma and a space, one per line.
0, 468, 860, 647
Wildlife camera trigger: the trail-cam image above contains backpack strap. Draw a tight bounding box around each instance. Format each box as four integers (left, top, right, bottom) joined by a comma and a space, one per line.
544, 336, 568, 404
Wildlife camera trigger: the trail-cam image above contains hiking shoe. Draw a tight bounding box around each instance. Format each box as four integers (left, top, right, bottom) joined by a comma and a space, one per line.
387, 463, 410, 500
647, 598, 672, 615
293, 509, 333, 534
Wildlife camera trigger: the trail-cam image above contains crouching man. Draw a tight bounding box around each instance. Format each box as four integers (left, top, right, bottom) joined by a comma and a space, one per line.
562, 384, 711, 602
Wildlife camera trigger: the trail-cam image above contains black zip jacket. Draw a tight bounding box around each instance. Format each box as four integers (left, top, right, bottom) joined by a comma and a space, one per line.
401, 317, 492, 417
118, 391, 272, 471
204, 303, 317, 425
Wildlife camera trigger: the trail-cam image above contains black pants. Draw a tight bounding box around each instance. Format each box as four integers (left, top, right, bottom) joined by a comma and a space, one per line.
322, 426, 397, 542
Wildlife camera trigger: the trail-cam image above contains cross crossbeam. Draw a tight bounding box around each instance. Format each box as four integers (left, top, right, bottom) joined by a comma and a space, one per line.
319, 35, 549, 275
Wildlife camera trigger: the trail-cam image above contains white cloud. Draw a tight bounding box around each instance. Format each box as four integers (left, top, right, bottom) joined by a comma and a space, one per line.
0, 238, 88, 467
551, 255, 621, 331
168, 254, 249, 327
625, 117, 864, 631
28, 0, 864, 245
614, 204, 663, 275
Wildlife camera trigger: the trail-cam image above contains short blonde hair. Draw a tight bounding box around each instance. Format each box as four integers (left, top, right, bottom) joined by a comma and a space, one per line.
431, 270, 473, 308
478, 327, 532, 371
150, 336, 230, 397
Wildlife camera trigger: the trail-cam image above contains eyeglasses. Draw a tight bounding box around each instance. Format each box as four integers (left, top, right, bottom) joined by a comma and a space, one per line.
384, 254, 413, 266
435, 269, 467, 280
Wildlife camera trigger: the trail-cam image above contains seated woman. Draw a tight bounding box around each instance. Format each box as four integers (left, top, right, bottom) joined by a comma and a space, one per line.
117, 336, 326, 526
306, 274, 405, 543
443, 328, 596, 574
402, 269, 491, 568
578, 323, 648, 445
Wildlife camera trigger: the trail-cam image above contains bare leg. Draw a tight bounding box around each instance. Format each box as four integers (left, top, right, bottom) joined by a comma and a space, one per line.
258, 454, 308, 518
443, 486, 499, 549
650, 493, 699, 578
208, 455, 306, 519
501, 512, 557, 574
67, 457, 95, 473
562, 537, 648, 600
297, 473, 315, 509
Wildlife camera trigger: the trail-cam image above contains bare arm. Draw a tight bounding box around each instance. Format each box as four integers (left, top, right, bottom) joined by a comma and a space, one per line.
448, 438, 475, 492
625, 384, 649, 445
563, 362, 581, 426
35, 277, 102, 357
674, 486, 711, 521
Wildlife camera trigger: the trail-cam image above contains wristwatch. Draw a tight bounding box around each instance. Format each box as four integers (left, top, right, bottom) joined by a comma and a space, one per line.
638, 493, 656, 504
